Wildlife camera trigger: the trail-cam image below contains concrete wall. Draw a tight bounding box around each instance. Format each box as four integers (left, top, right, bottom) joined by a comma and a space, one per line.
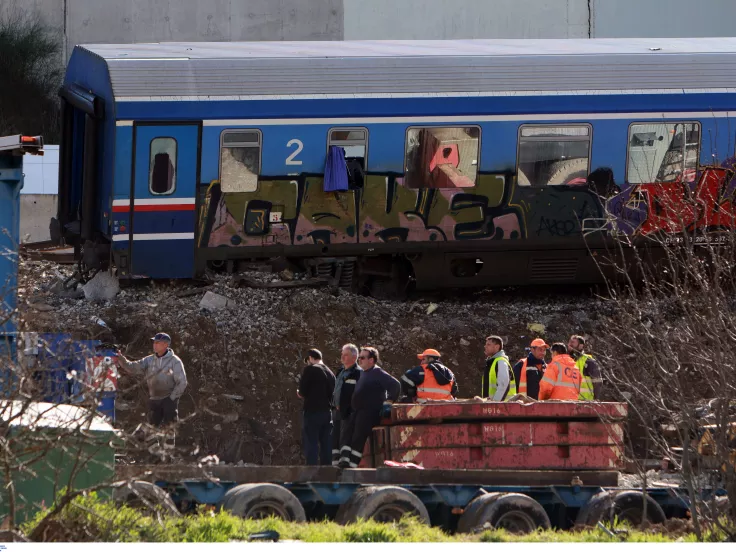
4, 0, 736, 58
591, 0, 736, 38
2, 0, 343, 60
344, 0, 590, 40
20, 195, 56, 243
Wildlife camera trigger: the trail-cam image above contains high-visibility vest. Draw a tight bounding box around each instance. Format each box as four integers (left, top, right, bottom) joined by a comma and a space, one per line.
518, 358, 528, 395
540, 355, 580, 400
576, 354, 595, 401
416, 367, 454, 400
487, 356, 516, 401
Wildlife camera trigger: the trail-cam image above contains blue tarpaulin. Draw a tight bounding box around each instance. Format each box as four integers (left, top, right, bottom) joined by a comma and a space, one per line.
324, 145, 349, 192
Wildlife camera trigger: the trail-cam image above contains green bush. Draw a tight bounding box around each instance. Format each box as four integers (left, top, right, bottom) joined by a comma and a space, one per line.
22, 493, 697, 543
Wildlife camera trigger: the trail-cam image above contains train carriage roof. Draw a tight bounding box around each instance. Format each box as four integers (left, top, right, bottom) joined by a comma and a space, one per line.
73, 38, 736, 99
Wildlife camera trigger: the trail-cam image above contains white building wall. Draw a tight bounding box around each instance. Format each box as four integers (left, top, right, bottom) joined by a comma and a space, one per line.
21, 146, 59, 195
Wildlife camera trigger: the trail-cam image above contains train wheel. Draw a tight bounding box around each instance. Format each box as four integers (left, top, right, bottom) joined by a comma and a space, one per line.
576, 490, 666, 528
113, 480, 181, 517
335, 486, 429, 525
458, 493, 550, 534
222, 483, 306, 521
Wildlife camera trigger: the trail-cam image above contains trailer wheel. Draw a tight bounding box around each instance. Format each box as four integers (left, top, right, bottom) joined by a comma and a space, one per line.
113, 480, 180, 517
221, 483, 306, 522
335, 486, 430, 525
576, 490, 666, 527
218, 485, 243, 512
458, 493, 550, 534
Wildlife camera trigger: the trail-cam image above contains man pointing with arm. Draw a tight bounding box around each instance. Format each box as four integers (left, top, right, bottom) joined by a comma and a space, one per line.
117, 332, 188, 428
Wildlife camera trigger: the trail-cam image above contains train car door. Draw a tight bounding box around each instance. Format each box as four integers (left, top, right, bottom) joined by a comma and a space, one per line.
129, 123, 200, 278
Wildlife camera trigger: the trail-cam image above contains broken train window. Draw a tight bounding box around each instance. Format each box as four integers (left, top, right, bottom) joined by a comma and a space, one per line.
627, 122, 700, 184
220, 129, 262, 192
327, 128, 368, 189
517, 125, 591, 186
404, 126, 480, 189
149, 137, 177, 195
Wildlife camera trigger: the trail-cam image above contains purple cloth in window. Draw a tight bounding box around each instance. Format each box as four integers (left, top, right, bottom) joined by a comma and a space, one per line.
324, 146, 349, 192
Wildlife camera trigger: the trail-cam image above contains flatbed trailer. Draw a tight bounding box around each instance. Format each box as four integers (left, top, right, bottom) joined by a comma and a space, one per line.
116, 464, 694, 533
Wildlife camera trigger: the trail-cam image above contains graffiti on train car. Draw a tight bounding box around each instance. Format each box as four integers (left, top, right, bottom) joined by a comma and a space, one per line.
197, 168, 736, 249
197, 173, 535, 247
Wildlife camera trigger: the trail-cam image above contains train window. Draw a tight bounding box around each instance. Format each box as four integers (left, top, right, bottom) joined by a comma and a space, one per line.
517, 125, 591, 186
149, 137, 177, 195
404, 126, 480, 189
328, 127, 368, 188
627, 122, 700, 184
220, 129, 262, 192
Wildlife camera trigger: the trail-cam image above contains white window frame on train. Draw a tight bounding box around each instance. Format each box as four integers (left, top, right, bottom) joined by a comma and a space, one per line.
516, 124, 592, 187
403, 125, 481, 189
327, 127, 369, 188
219, 129, 263, 193
148, 136, 177, 195
626, 121, 701, 184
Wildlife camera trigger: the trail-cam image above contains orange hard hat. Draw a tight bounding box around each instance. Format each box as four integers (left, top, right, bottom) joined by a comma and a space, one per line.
417, 348, 441, 359
530, 338, 550, 348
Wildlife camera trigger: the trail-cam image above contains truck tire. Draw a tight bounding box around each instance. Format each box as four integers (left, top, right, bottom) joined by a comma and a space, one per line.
113, 480, 180, 517
457, 492, 550, 534
335, 486, 430, 525
223, 483, 306, 521
576, 490, 666, 527
218, 485, 243, 512
457, 492, 501, 533
547, 158, 588, 185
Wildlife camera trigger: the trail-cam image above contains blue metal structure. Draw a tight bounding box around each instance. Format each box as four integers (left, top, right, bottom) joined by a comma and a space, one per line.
0, 136, 42, 359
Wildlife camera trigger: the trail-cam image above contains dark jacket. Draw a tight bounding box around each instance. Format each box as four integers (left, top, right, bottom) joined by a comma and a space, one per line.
512, 353, 546, 400
298, 362, 336, 413
334, 363, 361, 418
401, 362, 458, 399
351, 366, 401, 412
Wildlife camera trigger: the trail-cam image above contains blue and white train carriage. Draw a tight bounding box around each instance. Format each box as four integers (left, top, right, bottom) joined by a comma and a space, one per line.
54, 38, 736, 291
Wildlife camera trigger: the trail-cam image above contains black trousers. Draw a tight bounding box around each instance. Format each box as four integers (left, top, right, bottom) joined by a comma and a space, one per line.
148, 397, 179, 427
332, 410, 342, 465
302, 410, 333, 466
340, 408, 380, 467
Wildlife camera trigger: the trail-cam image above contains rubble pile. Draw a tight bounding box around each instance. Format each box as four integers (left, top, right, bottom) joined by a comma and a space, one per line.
18, 257, 610, 465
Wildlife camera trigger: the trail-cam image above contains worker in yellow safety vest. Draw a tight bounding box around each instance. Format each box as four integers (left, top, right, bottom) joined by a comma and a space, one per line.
481, 335, 516, 401
568, 335, 602, 401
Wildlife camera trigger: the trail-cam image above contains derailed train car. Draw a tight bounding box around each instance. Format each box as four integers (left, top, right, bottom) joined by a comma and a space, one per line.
53, 38, 736, 293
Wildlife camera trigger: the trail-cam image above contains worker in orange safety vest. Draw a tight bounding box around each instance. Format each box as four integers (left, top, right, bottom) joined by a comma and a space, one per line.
400, 348, 458, 401
512, 338, 548, 399
538, 342, 581, 401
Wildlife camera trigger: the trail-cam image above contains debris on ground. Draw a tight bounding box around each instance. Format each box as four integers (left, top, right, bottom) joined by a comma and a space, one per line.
17, 255, 615, 465
82, 271, 121, 302
199, 290, 236, 311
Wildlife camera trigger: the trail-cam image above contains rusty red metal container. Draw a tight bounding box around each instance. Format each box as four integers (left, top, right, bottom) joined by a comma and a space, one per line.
388, 421, 624, 449
390, 401, 628, 424
387, 444, 624, 470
